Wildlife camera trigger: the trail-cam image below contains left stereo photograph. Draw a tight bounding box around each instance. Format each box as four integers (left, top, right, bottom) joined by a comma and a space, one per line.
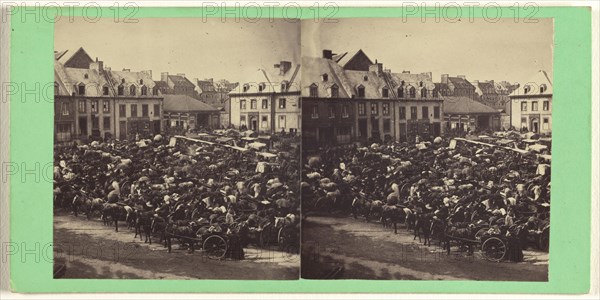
52, 17, 301, 280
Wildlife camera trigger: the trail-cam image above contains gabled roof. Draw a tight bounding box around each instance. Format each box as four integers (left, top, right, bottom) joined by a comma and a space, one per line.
154, 80, 170, 89
163, 94, 219, 112
168, 75, 195, 88
444, 96, 500, 115
301, 56, 351, 98
448, 77, 475, 90
332, 49, 373, 71
54, 60, 109, 96
510, 70, 553, 97
63, 47, 94, 69
230, 63, 301, 95
475, 81, 497, 95
197, 80, 217, 93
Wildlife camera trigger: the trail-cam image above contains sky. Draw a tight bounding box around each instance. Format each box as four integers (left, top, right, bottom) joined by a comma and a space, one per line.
55, 17, 301, 83
302, 18, 553, 86
56, 17, 552, 86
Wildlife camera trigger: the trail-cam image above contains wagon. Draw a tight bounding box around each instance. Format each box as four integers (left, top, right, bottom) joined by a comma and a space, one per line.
201, 233, 229, 260
445, 227, 507, 262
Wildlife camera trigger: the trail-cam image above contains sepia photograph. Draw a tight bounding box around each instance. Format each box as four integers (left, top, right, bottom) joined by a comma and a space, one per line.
52, 17, 301, 279
300, 18, 553, 280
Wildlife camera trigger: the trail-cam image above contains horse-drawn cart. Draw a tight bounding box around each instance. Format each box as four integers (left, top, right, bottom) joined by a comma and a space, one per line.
445, 226, 508, 262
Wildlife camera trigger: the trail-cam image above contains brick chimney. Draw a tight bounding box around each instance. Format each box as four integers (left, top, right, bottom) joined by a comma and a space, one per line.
441, 74, 449, 84
457, 75, 466, 80
369, 60, 383, 76
89, 59, 103, 72
322, 49, 333, 60
161, 72, 169, 82
276, 61, 292, 75
122, 68, 130, 72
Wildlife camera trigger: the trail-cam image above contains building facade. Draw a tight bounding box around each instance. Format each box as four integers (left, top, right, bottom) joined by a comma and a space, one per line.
443, 96, 502, 133
162, 94, 220, 132
302, 50, 444, 149
437, 74, 477, 99
510, 70, 553, 135
229, 61, 301, 134
54, 48, 163, 144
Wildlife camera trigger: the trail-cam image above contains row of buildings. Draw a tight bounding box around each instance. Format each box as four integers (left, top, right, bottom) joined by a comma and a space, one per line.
54, 47, 553, 146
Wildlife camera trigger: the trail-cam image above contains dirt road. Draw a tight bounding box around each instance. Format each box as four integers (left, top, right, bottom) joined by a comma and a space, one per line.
53, 213, 299, 279
301, 215, 548, 280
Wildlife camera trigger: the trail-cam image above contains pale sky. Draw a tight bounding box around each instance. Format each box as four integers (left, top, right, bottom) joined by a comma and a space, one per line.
55, 17, 301, 83
302, 18, 553, 85
56, 17, 552, 86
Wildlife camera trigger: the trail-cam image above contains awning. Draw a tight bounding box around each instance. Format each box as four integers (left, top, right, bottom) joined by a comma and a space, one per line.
248, 142, 267, 150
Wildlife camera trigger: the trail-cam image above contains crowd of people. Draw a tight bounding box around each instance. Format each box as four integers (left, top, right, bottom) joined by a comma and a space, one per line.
54, 132, 301, 259
302, 135, 551, 262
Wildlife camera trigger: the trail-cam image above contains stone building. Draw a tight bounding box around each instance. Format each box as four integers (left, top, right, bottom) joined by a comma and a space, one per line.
302, 49, 444, 148
54, 47, 163, 144
162, 94, 220, 131
229, 61, 301, 134
443, 96, 501, 133
509, 70, 553, 135
436, 74, 477, 99
154, 72, 197, 98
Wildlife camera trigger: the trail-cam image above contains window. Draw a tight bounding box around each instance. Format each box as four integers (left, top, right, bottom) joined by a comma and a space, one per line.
240, 100, 247, 110
543, 118, 549, 130
521, 102, 527, 111
342, 104, 349, 118
397, 87, 404, 98
154, 104, 160, 117
408, 86, 416, 98
322, 74, 329, 81
141, 86, 147, 96
358, 103, 366, 116
543, 101, 549, 111
410, 106, 417, 120
78, 84, 85, 95
309, 84, 318, 97
331, 85, 339, 98
357, 86, 365, 98
521, 117, 527, 129
261, 99, 268, 109
382, 103, 390, 116
329, 105, 335, 118
84, 74, 88, 79
433, 89, 439, 97
279, 98, 286, 109
382, 88, 389, 98
153, 86, 159, 96
363, 75, 368, 81
258, 83, 266, 92
92, 115, 99, 129
524, 85, 531, 94
251, 99, 257, 109
399, 107, 406, 119
240, 116, 246, 125
419, 81, 424, 87
142, 104, 148, 117
371, 103, 378, 115
532, 101, 538, 111
131, 104, 138, 117
103, 86, 109, 96
103, 100, 110, 113
383, 119, 391, 132
130, 85, 136, 96
243, 84, 249, 92
61, 102, 70, 116
261, 116, 268, 128
139, 79, 143, 85
278, 115, 286, 128
311, 105, 319, 119
119, 104, 126, 118
91, 100, 98, 113
540, 84, 547, 93
78, 100, 86, 113
103, 116, 110, 130
434, 106, 440, 118
422, 106, 429, 119
281, 82, 288, 92
421, 88, 427, 98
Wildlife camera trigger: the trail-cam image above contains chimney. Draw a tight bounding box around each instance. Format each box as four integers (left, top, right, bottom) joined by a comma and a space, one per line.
161, 72, 169, 82
89, 60, 103, 72
277, 61, 292, 75
457, 75, 466, 80
369, 61, 383, 76
122, 68, 130, 72
424, 72, 432, 80
441, 74, 449, 84
322, 49, 333, 60
402, 70, 410, 74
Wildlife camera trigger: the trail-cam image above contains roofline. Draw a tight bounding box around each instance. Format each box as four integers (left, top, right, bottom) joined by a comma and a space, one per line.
229, 91, 300, 97
302, 97, 444, 102
509, 94, 553, 99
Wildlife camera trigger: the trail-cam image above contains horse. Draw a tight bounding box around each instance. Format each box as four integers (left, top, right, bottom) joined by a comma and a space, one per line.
134, 210, 155, 244
381, 205, 406, 234
413, 212, 434, 246
164, 221, 201, 253
100, 202, 123, 232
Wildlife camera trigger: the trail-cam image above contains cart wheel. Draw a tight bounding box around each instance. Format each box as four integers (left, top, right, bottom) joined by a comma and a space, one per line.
481, 237, 506, 262
277, 227, 286, 251
203, 235, 227, 260
474, 228, 489, 241
538, 228, 549, 252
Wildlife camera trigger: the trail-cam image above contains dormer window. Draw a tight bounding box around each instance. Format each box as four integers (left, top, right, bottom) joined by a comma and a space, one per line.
77, 83, 85, 95
397, 87, 404, 98
382, 87, 389, 98
322, 74, 329, 82
357, 85, 365, 98
258, 83, 266, 92
141, 85, 147, 96
121, 78, 125, 84
408, 86, 416, 98
330, 84, 339, 98
84, 74, 88, 79
102, 85, 109, 96
130, 85, 136, 96
524, 85, 531, 94
118, 85, 124, 96
139, 79, 143, 84
421, 88, 427, 98
540, 84, 547, 93
309, 83, 318, 97
153, 86, 159, 96
400, 80, 405, 86
363, 75, 368, 81
280, 81, 288, 92
419, 81, 423, 87
243, 84, 249, 92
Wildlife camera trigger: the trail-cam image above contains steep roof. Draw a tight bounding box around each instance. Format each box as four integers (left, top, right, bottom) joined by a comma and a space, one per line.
510, 70, 553, 97
54, 60, 109, 96
448, 77, 475, 90
197, 80, 217, 93
168, 75, 195, 88
230, 63, 301, 95
475, 81, 497, 95
444, 96, 500, 115
163, 94, 219, 112
332, 49, 373, 71
154, 80, 170, 89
